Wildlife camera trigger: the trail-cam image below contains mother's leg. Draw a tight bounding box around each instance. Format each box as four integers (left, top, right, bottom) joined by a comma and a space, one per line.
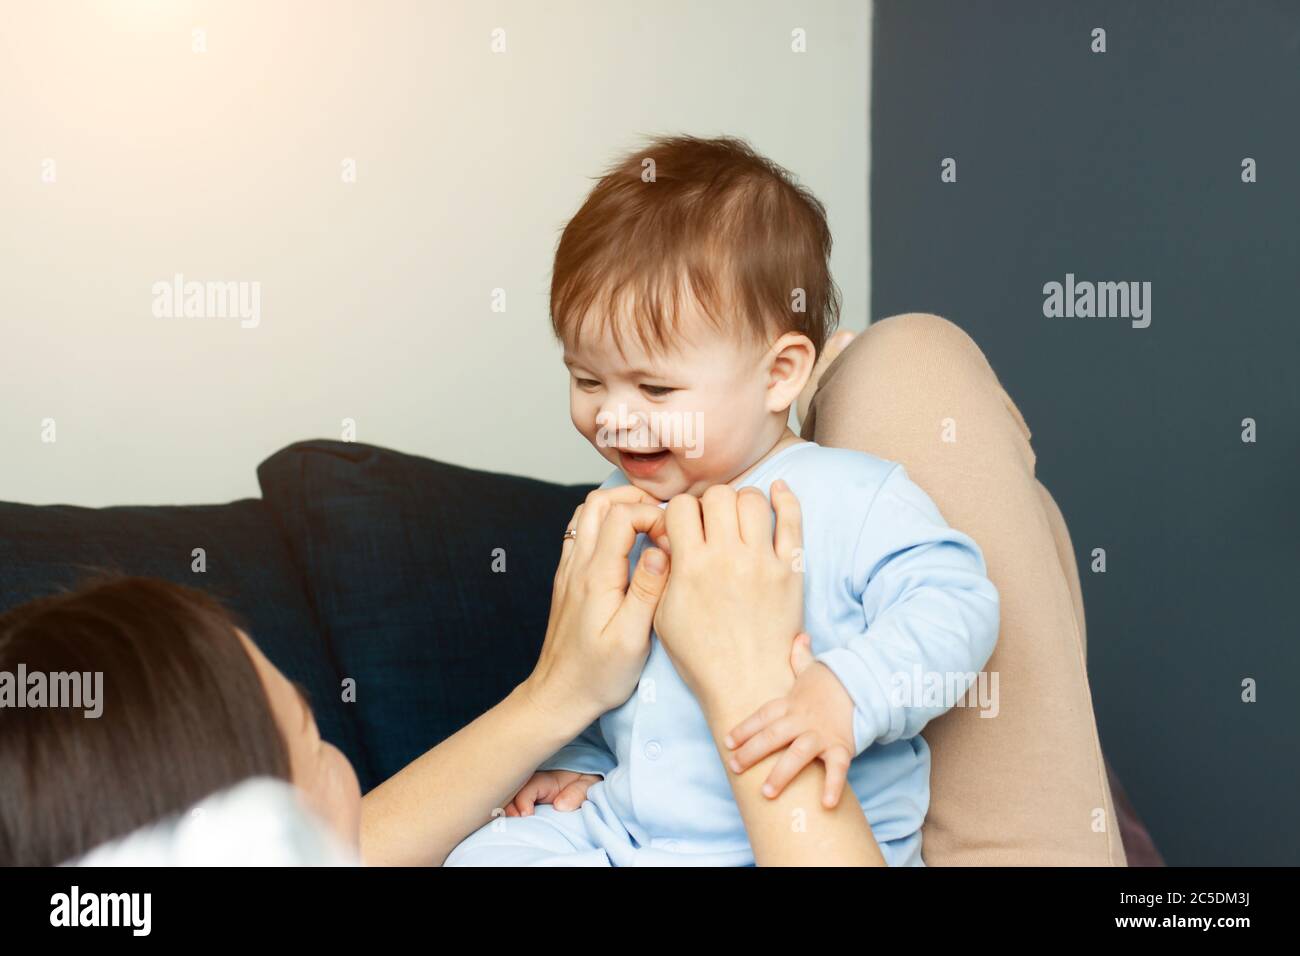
804, 313, 1125, 866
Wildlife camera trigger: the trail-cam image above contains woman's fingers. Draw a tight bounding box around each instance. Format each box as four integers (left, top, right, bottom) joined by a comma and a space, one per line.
555, 503, 584, 586
604, 485, 663, 507
761, 731, 823, 799
770, 479, 804, 564
650, 528, 671, 554
607, 546, 668, 644
736, 486, 772, 546
700, 484, 740, 542
646, 510, 671, 553
591, 503, 672, 575
589, 504, 674, 647
532, 489, 677, 724
725, 697, 789, 750
573, 500, 612, 564
663, 493, 705, 552
572, 486, 664, 564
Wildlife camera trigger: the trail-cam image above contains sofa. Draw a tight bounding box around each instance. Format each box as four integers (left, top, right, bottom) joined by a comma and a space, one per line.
0, 439, 1163, 865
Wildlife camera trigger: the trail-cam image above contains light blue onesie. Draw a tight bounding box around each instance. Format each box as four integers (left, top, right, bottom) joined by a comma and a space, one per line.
446, 441, 1000, 866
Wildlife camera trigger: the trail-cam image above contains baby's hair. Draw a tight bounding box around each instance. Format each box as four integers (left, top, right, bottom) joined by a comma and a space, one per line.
550, 134, 841, 359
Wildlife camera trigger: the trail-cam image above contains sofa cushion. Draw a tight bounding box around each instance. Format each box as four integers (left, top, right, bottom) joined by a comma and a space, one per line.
0, 498, 368, 783
257, 440, 591, 790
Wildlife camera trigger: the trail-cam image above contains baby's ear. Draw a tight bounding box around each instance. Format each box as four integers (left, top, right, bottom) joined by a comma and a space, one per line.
766, 333, 817, 412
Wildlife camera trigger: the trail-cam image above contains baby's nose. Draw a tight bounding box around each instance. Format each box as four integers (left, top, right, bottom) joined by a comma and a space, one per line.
594, 401, 653, 445
596, 401, 646, 430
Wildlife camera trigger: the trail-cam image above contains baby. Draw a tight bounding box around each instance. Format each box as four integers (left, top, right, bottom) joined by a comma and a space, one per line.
446, 135, 999, 866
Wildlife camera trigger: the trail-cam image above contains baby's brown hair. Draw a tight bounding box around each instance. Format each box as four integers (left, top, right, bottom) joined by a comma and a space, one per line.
550, 134, 841, 359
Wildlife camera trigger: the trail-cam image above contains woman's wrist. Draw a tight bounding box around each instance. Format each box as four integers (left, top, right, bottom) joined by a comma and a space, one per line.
695, 660, 795, 738
517, 671, 604, 743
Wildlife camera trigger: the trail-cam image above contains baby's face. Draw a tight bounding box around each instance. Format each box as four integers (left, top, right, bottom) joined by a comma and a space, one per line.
564, 313, 783, 500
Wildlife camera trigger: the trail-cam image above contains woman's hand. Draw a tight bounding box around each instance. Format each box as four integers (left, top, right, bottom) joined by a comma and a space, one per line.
649, 480, 805, 725
524, 485, 671, 724
365, 485, 672, 867
641, 480, 882, 866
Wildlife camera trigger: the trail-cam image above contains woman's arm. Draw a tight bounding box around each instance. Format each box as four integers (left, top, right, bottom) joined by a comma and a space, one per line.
361, 679, 592, 866
360, 486, 670, 866
363, 480, 885, 866
703, 670, 883, 867
650, 481, 886, 866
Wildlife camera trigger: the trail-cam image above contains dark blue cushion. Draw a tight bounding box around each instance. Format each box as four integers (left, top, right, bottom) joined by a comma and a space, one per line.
0, 498, 369, 784
257, 440, 592, 791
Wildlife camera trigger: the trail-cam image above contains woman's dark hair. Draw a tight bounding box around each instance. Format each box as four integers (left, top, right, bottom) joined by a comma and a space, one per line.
0, 576, 291, 865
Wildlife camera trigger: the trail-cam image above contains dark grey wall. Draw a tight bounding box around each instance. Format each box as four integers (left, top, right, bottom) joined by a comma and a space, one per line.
871, 0, 1299, 865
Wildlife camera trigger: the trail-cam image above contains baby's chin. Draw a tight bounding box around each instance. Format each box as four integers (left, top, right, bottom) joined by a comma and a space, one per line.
622, 472, 682, 501
623, 468, 723, 501
599, 447, 725, 500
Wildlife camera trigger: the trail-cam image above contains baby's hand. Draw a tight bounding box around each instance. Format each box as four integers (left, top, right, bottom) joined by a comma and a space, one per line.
504, 770, 602, 816
725, 633, 856, 808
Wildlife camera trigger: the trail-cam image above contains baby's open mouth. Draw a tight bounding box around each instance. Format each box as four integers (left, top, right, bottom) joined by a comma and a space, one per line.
621, 449, 669, 461
617, 448, 671, 477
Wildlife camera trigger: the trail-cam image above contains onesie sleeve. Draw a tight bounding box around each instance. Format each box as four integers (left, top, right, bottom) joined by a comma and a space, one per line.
815, 463, 1001, 755
537, 720, 617, 777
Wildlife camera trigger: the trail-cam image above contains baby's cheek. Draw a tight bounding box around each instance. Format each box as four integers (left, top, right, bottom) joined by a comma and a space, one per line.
678, 435, 739, 486
569, 403, 591, 440
575, 408, 610, 453
671, 452, 720, 497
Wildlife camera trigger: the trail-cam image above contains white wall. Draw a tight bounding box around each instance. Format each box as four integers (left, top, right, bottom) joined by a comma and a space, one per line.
0, 0, 870, 506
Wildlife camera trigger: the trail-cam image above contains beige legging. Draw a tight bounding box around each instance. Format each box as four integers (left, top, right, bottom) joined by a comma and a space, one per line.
803, 312, 1126, 866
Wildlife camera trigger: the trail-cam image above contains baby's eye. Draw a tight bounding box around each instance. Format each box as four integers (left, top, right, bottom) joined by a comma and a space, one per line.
574, 378, 601, 390
640, 385, 676, 397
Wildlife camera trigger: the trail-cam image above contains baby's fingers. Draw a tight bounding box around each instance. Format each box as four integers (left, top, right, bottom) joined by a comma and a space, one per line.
513, 776, 557, 816
551, 779, 593, 812
760, 731, 823, 799
728, 715, 801, 773
820, 746, 853, 808
512, 788, 539, 816
725, 698, 790, 750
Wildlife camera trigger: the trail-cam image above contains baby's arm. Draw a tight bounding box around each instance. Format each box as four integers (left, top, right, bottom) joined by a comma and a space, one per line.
818, 462, 1000, 751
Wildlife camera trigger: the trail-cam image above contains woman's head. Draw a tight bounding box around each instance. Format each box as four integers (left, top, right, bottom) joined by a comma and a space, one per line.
0, 576, 359, 865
